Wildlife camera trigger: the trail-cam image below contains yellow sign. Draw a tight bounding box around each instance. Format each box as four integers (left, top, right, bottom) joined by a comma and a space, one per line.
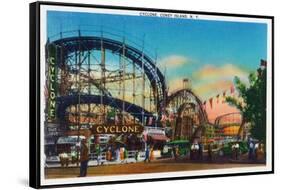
91, 124, 144, 134
47, 43, 57, 120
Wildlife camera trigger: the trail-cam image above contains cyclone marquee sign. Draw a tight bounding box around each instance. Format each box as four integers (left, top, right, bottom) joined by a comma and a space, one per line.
91, 124, 144, 134
46, 43, 57, 121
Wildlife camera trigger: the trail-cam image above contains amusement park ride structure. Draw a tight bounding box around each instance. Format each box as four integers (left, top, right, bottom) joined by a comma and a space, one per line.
45, 28, 243, 142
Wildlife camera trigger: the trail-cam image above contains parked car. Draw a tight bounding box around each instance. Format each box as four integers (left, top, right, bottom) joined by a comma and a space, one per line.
161, 140, 190, 158
219, 141, 248, 156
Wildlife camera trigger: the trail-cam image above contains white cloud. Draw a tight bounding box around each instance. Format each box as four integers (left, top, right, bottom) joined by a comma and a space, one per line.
191, 64, 250, 100
158, 55, 189, 68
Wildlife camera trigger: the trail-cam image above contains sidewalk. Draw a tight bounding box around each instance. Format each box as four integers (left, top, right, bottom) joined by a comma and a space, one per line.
46, 154, 265, 168
46, 158, 145, 168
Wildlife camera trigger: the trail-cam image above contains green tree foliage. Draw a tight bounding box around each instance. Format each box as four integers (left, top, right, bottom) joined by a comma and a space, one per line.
203, 124, 215, 139
225, 67, 266, 143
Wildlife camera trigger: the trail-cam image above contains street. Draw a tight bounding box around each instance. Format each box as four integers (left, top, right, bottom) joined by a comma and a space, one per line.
45, 159, 265, 179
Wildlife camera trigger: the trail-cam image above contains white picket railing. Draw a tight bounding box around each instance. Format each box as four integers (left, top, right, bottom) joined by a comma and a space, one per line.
89, 150, 146, 162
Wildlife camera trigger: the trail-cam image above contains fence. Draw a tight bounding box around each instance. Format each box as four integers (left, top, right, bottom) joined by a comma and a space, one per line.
89, 150, 146, 162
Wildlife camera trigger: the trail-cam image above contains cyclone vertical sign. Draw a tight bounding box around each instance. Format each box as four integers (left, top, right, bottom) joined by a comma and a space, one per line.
46, 43, 57, 121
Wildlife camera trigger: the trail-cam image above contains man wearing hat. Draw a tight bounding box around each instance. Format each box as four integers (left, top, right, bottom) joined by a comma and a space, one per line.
79, 139, 89, 177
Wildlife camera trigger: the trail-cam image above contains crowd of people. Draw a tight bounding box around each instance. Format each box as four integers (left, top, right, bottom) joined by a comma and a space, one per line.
247, 140, 265, 161
78, 142, 156, 177
189, 142, 213, 161
56, 137, 265, 177
175, 139, 265, 162
104, 146, 129, 164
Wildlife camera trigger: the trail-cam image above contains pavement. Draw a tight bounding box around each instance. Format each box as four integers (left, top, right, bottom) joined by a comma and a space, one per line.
46, 158, 143, 168
46, 153, 265, 168
45, 159, 265, 179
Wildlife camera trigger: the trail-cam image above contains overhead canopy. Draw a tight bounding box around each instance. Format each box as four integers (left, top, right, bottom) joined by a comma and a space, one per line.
57, 136, 85, 144
148, 134, 169, 142
167, 140, 189, 145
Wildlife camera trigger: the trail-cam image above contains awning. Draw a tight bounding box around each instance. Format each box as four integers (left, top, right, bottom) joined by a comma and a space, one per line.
57, 136, 85, 144
148, 134, 169, 142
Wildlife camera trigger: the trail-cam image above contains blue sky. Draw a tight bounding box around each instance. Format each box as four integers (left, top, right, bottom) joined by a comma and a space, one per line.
47, 10, 267, 100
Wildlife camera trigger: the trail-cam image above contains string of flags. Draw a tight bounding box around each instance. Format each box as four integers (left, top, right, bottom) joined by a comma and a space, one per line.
202, 84, 237, 110
201, 60, 267, 111
158, 83, 239, 125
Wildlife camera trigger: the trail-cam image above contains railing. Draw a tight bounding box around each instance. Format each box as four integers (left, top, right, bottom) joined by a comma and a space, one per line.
46, 150, 147, 165
89, 150, 146, 161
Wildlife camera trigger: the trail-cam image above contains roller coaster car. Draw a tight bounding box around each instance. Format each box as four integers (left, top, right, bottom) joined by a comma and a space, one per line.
218, 141, 248, 156
161, 140, 190, 158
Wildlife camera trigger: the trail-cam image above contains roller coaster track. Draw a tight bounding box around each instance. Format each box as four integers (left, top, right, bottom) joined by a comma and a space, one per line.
49, 35, 210, 129
56, 95, 154, 124
51, 36, 167, 108
167, 89, 208, 123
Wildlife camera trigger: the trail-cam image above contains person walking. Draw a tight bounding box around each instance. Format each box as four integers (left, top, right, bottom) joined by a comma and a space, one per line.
120, 147, 124, 163
194, 142, 200, 160
233, 142, 240, 160
144, 146, 150, 162
115, 147, 120, 162
149, 146, 154, 161
79, 139, 89, 177
231, 143, 236, 160
175, 146, 179, 160
254, 142, 259, 161
111, 146, 115, 160
172, 146, 176, 160
248, 141, 254, 160
106, 147, 112, 162
190, 143, 195, 160
135, 150, 139, 162
199, 143, 203, 161
258, 143, 265, 161
207, 143, 213, 162
96, 144, 101, 166
124, 147, 128, 163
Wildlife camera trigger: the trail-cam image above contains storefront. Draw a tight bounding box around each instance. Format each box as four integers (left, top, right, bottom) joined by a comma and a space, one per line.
56, 135, 85, 154
143, 127, 170, 150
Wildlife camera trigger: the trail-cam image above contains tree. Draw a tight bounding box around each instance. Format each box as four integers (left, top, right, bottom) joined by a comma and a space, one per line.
225, 67, 266, 143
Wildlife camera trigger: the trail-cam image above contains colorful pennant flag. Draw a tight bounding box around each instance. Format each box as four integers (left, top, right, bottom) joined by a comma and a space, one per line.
216, 94, 220, 104
209, 98, 213, 109
222, 91, 226, 103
